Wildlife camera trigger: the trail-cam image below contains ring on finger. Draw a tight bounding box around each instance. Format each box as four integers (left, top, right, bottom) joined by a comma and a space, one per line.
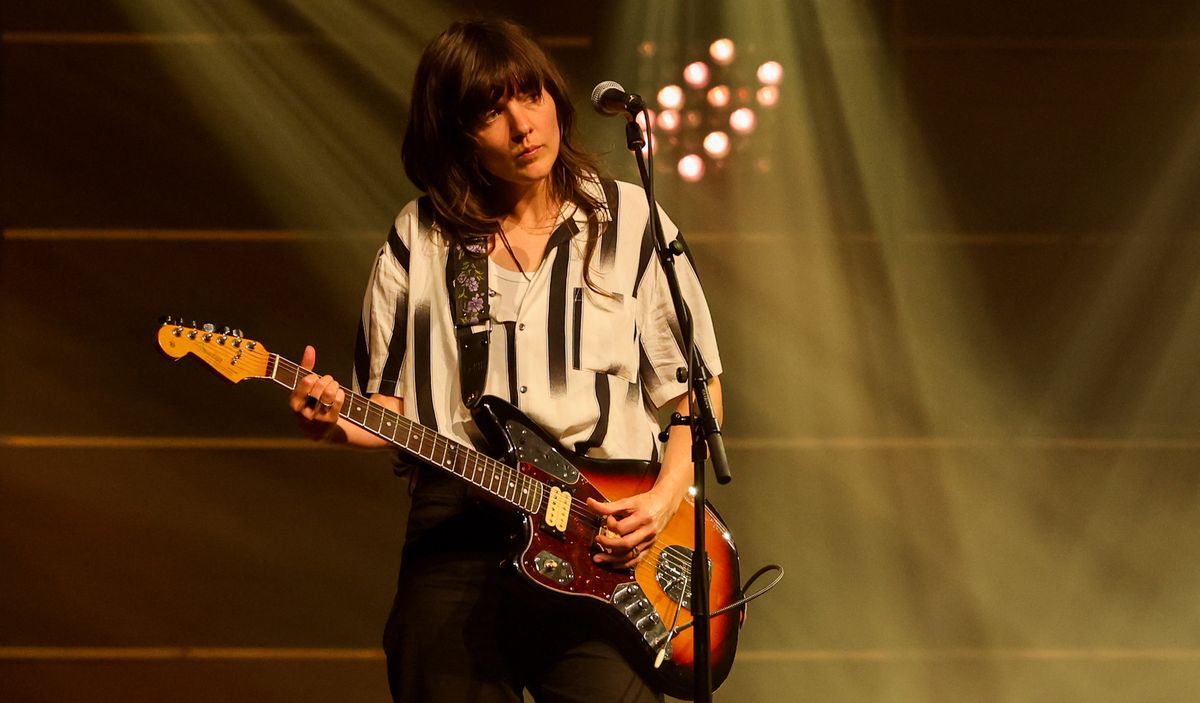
631, 545, 640, 557
319, 400, 334, 410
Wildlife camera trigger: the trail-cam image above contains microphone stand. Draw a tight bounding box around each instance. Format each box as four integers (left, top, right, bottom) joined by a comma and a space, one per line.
622, 112, 732, 703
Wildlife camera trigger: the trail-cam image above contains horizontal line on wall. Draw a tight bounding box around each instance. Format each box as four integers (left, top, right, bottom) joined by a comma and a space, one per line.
3, 435, 1199, 451
0, 647, 382, 661
904, 35, 1200, 51
2, 228, 369, 241
0, 31, 590, 48
5, 31, 1192, 52
3, 646, 1200, 663
0, 436, 331, 450
6, 228, 1192, 247
739, 647, 1200, 662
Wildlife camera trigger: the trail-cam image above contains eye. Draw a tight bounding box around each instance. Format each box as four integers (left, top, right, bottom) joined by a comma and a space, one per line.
479, 107, 501, 124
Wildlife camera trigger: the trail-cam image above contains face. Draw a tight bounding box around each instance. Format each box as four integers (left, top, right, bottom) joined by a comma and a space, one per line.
471, 89, 561, 194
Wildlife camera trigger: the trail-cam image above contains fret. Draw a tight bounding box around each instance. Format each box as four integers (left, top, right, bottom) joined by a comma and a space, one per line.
380, 410, 399, 441
349, 396, 367, 426
489, 464, 502, 495
422, 428, 438, 459
472, 455, 485, 486
399, 421, 415, 453
497, 467, 510, 500
365, 402, 384, 434
517, 474, 534, 512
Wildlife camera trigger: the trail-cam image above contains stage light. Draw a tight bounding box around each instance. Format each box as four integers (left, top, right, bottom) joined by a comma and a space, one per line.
707, 85, 731, 108
730, 107, 756, 134
678, 154, 705, 182
657, 84, 684, 110
756, 86, 780, 107
757, 61, 783, 86
709, 39, 735, 66
657, 109, 681, 133
703, 131, 731, 159
637, 40, 656, 58
683, 61, 710, 89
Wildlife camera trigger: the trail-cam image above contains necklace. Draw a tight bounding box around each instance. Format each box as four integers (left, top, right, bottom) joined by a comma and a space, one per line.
496, 223, 532, 281
495, 203, 566, 281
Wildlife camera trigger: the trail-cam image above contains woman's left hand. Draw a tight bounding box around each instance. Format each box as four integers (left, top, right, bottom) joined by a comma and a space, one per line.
587, 490, 681, 569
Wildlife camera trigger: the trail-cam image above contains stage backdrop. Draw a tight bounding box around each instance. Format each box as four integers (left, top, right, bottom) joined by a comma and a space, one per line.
4, 1, 1200, 701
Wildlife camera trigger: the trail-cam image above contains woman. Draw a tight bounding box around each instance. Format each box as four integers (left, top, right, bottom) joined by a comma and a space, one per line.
289, 18, 722, 703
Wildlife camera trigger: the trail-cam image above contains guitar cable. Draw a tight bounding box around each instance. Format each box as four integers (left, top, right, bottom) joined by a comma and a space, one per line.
653, 563, 785, 666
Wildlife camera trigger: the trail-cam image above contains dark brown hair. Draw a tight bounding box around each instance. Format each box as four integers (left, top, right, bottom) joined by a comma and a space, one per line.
402, 19, 605, 252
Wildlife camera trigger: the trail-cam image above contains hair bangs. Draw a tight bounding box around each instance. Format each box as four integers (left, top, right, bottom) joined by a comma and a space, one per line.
455, 35, 551, 126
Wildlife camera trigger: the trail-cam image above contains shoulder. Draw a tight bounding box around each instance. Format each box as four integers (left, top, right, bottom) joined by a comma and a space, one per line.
392, 196, 436, 236
385, 196, 444, 270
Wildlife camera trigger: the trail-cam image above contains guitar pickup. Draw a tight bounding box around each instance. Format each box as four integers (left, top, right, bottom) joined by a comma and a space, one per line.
540, 486, 571, 538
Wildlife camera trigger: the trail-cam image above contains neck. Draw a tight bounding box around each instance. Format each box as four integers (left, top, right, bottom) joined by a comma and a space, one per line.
497, 179, 559, 231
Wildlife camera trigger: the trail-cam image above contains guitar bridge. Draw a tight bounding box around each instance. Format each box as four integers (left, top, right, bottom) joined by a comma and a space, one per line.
655, 545, 710, 610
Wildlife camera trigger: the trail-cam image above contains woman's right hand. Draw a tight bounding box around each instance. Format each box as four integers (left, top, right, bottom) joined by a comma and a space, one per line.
289, 345, 347, 442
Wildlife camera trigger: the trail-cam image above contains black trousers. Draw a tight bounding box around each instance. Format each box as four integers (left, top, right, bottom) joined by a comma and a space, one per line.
382, 474, 662, 703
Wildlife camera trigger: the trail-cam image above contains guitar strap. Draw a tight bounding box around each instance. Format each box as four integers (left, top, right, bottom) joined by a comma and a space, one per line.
442, 211, 491, 410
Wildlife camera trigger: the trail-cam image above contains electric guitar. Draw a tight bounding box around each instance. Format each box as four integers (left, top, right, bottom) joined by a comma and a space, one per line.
156, 320, 743, 698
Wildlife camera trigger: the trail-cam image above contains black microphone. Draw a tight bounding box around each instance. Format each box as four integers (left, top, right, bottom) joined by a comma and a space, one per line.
590, 81, 645, 118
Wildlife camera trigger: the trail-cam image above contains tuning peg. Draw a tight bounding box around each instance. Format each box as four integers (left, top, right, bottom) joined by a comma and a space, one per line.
202, 323, 215, 333
160, 315, 174, 325
221, 326, 231, 335
232, 329, 243, 338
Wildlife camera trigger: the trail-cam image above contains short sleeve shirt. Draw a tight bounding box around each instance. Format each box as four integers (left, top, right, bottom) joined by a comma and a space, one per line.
351, 178, 721, 462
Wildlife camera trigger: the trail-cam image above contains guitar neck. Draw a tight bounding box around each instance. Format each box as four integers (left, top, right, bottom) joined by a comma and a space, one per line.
266, 354, 544, 514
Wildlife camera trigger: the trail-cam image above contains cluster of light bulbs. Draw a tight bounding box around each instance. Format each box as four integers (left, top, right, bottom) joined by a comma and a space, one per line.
637, 38, 783, 183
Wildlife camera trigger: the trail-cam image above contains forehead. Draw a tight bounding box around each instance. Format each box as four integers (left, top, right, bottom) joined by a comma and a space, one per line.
457, 47, 549, 115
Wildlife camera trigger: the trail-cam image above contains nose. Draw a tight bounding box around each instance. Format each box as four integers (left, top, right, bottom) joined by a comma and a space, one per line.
507, 103, 533, 141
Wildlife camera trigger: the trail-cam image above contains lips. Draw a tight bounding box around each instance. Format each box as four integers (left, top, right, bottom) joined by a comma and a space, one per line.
516, 145, 541, 160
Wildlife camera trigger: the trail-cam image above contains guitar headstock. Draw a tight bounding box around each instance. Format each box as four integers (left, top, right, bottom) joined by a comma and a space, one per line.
157, 317, 271, 383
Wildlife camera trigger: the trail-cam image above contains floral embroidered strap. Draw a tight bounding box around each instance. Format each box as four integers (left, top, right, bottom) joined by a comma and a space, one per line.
449, 238, 491, 407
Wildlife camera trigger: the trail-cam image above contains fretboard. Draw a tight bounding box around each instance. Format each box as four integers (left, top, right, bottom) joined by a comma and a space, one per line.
267, 354, 545, 514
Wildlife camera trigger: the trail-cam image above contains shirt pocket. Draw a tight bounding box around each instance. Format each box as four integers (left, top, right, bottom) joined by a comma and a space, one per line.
572, 287, 639, 384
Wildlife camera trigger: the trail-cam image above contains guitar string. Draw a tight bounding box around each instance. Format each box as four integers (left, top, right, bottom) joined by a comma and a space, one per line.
171, 337, 700, 590
272, 354, 700, 578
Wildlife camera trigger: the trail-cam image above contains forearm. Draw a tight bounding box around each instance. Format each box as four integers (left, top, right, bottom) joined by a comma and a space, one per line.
652, 376, 724, 506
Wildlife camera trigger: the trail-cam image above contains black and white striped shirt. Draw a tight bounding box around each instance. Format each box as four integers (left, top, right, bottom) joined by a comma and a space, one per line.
352, 178, 721, 462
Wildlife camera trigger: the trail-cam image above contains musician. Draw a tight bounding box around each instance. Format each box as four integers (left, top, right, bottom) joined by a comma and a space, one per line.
288, 18, 722, 703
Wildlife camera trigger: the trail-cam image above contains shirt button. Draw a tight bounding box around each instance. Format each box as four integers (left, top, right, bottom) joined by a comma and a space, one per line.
518, 323, 526, 331
519, 385, 528, 393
